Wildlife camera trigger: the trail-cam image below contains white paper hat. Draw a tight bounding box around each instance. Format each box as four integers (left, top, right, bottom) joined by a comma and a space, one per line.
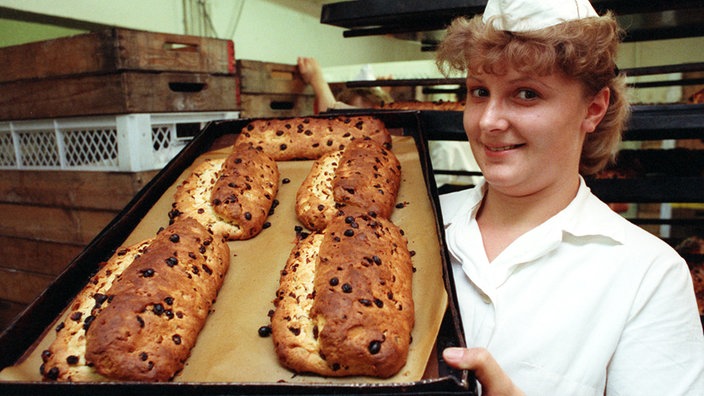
483, 0, 598, 32
353, 64, 376, 81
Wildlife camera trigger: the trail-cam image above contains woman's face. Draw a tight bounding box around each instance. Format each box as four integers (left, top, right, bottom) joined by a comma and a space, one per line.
463, 66, 605, 197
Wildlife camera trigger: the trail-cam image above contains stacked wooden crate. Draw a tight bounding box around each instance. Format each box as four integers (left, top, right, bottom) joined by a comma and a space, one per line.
236, 59, 315, 117
0, 28, 237, 119
0, 28, 236, 329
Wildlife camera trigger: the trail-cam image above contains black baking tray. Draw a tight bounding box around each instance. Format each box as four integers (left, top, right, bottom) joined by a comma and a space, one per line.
0, 110, 476, 395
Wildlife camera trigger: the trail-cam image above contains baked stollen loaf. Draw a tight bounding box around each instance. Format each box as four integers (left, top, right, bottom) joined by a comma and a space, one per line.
271, 208, 415, 378
40, 239, 151, 382
235, 115, 391, 160
296, 138, 402, 232
40, 217, 230, 382
170, 143, 279, 240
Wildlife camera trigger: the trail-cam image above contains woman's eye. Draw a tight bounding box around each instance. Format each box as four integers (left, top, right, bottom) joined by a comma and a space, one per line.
516, 89, 539, 100
470, 87, 489, 98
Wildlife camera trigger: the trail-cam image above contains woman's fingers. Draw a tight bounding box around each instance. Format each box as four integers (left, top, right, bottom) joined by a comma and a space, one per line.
443, 347, 525, 396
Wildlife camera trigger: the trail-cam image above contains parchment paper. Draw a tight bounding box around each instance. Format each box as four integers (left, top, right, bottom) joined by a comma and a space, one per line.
0, 135, 448, 385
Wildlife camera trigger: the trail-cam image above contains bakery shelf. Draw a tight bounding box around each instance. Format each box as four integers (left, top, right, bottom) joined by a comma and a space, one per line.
345, 62, 704, 98
346, 78, 465, 89
411, 104, 704, 141
585, 176, 704, 203
625, 62, 704, 89
625, 104, 704, 140
321, 0, 704, 44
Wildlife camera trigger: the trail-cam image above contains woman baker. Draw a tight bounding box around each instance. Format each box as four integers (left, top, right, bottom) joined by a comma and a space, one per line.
435, 0, 704, 394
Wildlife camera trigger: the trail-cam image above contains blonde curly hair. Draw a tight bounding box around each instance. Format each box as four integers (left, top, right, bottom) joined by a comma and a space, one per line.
436, 11, 630, 175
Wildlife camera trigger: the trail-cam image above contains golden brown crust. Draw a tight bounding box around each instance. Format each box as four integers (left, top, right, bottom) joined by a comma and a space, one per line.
235, 116, 391, 160
83, 218, 230, 381
171, 143, 279, 240
40, 218, 230, 382
332, 138, 402, 220
40, 240, 151, 382
271, 209, 414, 378
295, 150, 344, 231
295, 139, 401, 232
210, 143, 280, 238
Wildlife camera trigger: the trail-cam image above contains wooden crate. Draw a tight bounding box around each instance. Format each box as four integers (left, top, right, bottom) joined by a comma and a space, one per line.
237, 59, 310, 94
238, 93, 315, 118
236, 59, 315, 117
0, 170, 158, 315
0, 28, 235, 83
0, 72, 238, 120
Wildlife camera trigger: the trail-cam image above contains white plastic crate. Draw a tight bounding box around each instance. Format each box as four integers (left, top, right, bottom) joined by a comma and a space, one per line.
0, 112, 239, 172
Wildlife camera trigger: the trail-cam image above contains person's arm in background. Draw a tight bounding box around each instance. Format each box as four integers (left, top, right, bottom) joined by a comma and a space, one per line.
297, 57, 341, 113
298, 57, 353, 112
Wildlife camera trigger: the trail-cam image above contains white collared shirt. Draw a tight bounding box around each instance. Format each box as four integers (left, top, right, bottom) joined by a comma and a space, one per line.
441, 178, 704, 395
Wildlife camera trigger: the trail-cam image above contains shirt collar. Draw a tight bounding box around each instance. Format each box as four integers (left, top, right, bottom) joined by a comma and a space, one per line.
445, 177, 626, 245
445, 178, 486, 227
558, 177, 626, 244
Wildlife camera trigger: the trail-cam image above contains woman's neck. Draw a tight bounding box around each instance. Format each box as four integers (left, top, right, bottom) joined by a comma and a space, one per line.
476, 177, 580, 262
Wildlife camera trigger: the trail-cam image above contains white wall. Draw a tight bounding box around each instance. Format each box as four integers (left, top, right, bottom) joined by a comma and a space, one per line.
212, 0, 433, 67
0, 0, 183, 35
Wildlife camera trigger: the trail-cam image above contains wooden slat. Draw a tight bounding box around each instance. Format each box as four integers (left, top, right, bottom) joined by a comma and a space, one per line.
0, 170, 161, 310
0, 72, 238, 121
0, 170, 158, 211
0, 203, 118, 245
238, 93, 315, 118
0, 28, 234, 83
0, 268, 55, 305
0, 236, 83, 276
237, 59, 313, 95
114, 28, 235, 75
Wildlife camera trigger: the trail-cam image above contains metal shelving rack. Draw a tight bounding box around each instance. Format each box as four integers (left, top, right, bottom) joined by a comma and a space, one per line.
321, 0, 704, 44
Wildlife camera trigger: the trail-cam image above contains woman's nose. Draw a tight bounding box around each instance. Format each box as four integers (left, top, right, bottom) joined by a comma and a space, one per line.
478, 99, 509, 132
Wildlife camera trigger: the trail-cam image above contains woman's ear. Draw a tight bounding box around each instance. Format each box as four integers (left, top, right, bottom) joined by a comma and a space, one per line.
583, 87, 610, 134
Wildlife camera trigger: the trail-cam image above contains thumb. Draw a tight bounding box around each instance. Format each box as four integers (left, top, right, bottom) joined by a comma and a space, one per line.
443, 347, 524, 396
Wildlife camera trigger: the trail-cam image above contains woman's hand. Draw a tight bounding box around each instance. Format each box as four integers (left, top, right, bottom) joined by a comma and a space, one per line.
443, 347, 525, 396
297, 57, 323, 85
296, 56, 336, 112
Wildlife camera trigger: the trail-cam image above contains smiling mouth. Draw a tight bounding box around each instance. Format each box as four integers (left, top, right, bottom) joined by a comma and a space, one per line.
487, 144, 524, 152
